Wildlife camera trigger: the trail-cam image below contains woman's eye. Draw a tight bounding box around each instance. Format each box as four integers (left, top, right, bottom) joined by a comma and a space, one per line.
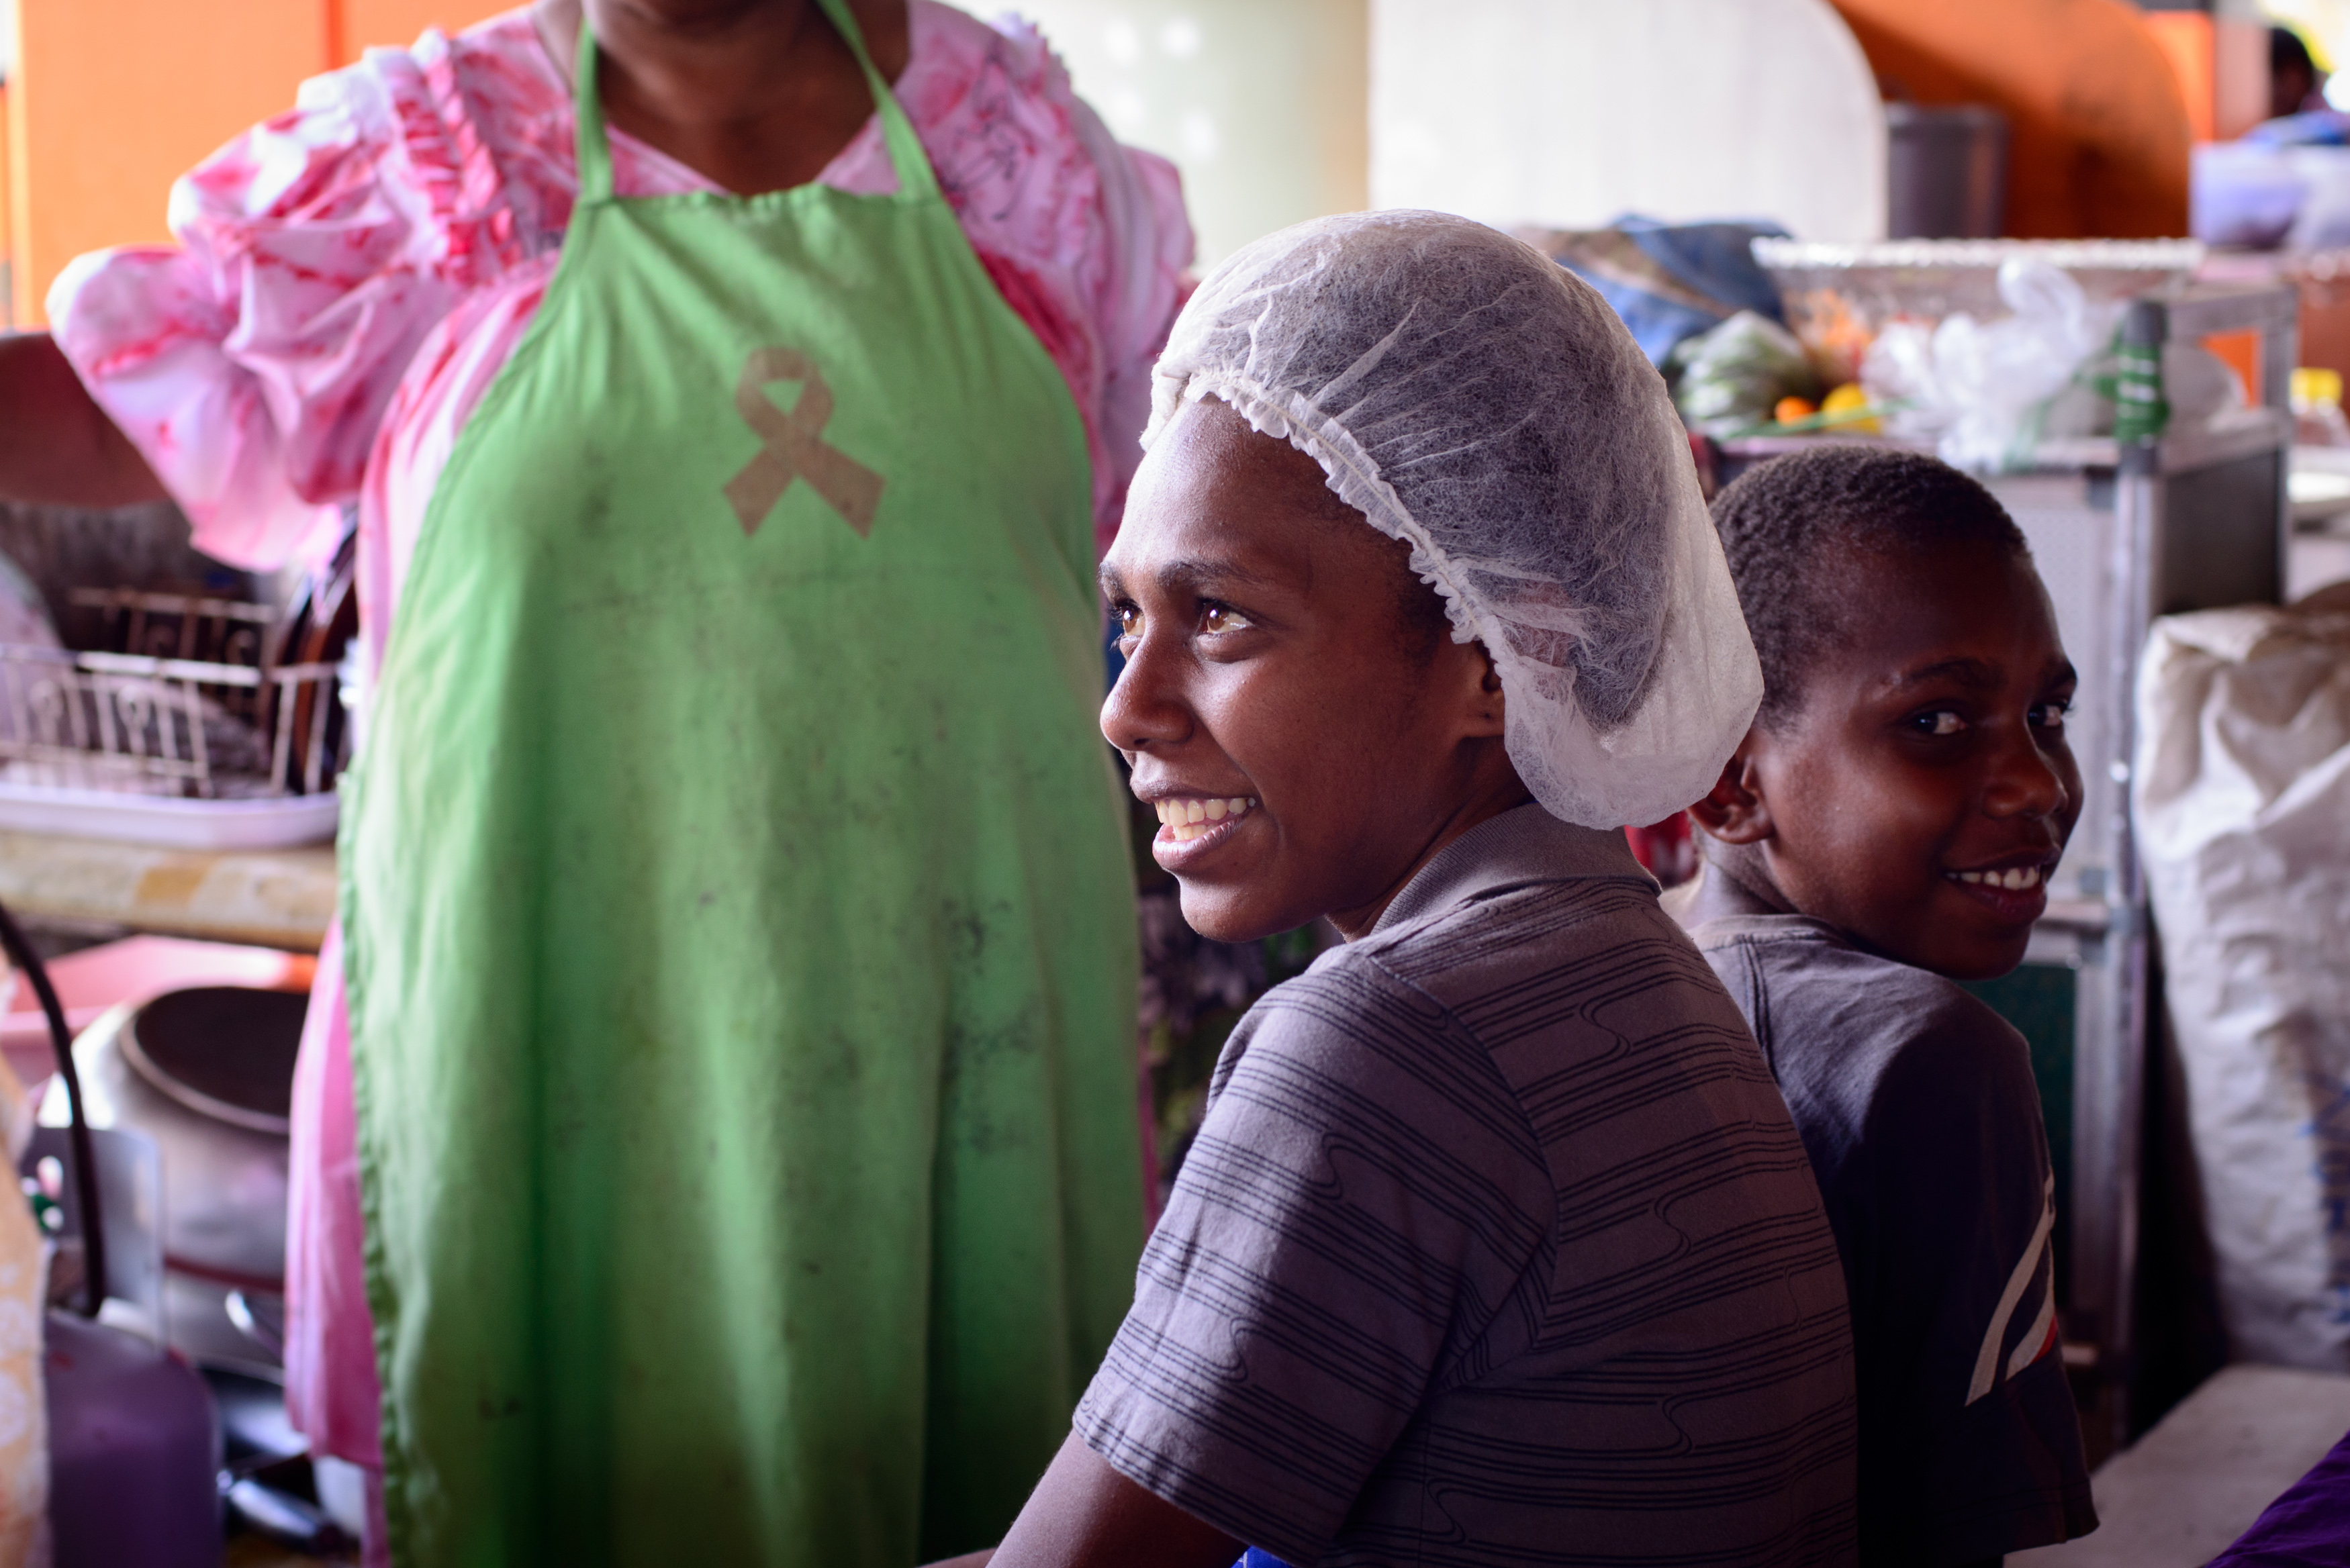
1200, 603, 1254, 636
1917, 709, 1966, 737
2033, 700, 2071, 731
1114, 604, 1142, 639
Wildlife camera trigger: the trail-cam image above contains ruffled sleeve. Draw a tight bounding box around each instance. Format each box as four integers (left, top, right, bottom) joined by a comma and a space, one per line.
48, 35, 496, 572
50, 5, 1192, 568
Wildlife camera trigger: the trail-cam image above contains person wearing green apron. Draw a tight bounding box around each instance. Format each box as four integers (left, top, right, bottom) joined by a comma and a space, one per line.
341, 3, 1143, 1559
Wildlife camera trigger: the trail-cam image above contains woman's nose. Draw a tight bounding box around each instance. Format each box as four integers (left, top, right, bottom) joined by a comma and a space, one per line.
1100, 629, 1192, 754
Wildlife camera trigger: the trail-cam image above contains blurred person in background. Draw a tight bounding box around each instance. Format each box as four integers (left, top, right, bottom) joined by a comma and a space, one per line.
2275, 24, 2331, 121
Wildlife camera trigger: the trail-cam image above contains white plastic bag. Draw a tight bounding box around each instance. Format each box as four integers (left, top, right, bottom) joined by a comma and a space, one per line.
2288, 146, 2350, 252
1861, 257, 2121, 472
2136, 592, 2350, 1368
2193, 141, 2310, 248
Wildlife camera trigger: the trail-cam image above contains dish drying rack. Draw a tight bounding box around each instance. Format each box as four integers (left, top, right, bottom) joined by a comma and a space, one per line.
0, 589, 344, 801
0, 581, 352, 850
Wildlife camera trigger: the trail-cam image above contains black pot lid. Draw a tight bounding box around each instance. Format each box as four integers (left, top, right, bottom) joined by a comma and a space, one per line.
120, 987, 308, 1137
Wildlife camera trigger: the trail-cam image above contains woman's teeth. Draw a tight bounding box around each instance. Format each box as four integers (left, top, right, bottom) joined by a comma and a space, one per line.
1952, 866, 2044, 891
1155, 796, 1259, 842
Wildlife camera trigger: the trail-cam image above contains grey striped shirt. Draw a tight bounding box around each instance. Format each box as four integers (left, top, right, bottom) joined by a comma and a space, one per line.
1076, 805, 1859, 1565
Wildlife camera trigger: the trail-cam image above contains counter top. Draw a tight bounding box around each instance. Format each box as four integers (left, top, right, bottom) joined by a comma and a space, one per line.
0, 830, 333, 952
2012, 1363, 2350, 1566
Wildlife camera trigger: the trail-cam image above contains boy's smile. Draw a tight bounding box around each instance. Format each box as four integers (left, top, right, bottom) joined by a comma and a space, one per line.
1098, 399, 1528, 944
1693, 537, 2081, 980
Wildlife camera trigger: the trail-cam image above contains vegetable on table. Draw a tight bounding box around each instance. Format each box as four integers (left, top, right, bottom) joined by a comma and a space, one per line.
1820, 381, 1879, 434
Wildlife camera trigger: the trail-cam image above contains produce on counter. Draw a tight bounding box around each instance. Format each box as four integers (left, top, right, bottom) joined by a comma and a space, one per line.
1671, 310, 1823, 436
1820, 382, 1879, 433
1751, 238, 2202, 393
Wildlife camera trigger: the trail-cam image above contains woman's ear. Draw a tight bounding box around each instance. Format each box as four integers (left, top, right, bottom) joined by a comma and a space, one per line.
1687, 734, 1774, 844
1444, 640, 1507, 738
1476, 645, 1505, 721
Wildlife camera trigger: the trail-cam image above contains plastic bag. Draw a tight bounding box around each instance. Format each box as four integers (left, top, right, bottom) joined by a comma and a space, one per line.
2286, 147, 2350, 251
1671, 310, 1822, 435
1861, 258, 2122, 472
2136, 592, 2350, 1369
1527, 218, 1791, 366
2193, 142, 2310, 248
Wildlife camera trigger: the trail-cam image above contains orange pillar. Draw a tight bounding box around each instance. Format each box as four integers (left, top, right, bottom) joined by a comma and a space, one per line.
2142, 11, 2271, 144
2147, 13, 2222, 142
1826, 0, 2193, 240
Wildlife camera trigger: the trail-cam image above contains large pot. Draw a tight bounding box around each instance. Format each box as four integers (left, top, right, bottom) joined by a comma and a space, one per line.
74, 986, 306, 1373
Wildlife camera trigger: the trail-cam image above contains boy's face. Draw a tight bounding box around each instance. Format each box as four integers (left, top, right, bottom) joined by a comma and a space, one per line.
1695, 539, 2081, 980
1099, 399, 1523, 944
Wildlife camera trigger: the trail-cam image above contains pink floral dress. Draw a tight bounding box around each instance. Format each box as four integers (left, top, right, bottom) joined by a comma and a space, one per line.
50, 1, 1190, 1473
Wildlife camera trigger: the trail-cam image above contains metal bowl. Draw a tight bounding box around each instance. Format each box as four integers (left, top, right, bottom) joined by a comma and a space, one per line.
74, 985, 306, 1371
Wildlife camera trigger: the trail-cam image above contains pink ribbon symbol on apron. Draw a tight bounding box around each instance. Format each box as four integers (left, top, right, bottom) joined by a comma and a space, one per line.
723, 345, 886, 536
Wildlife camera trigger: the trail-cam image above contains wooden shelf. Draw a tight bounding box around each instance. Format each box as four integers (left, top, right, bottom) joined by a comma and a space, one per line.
0, 830, 333, 952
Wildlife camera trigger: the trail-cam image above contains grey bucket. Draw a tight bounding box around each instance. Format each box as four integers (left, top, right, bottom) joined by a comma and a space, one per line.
1887, 103, 2010, 239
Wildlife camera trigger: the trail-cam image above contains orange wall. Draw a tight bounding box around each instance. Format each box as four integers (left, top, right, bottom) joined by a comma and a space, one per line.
0, 87, 13, 304
1825, 0, 2193, 240
9, 0, 508, 326
338, 0, 513, 65
2147, 13, 2221, 141
2143, 11, 2271, 143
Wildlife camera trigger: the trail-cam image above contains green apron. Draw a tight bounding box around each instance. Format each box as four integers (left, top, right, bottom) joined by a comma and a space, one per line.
342, 7, 1141, 1560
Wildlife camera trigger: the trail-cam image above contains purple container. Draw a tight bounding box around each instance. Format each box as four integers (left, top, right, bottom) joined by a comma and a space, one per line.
46, 1310, 221, 1568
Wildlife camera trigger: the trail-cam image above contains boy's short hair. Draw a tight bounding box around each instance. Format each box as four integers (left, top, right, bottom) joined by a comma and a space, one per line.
1710, 445, 2028, 728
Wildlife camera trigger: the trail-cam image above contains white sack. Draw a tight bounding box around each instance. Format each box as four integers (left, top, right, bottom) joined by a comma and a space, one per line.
2136, 593, 2350, 1367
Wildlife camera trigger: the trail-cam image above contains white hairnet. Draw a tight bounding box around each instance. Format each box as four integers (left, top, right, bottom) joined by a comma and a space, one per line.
1144, 210, 1762, 829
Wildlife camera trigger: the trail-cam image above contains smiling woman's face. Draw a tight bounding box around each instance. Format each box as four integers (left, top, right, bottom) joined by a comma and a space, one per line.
1099, 399, 1526, 944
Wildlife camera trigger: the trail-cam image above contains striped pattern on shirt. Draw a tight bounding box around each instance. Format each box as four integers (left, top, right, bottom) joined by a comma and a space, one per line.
1076, 807, 1860, 1566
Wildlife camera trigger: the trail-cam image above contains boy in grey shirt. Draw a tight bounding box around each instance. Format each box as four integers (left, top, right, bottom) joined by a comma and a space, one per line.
940, 213, 1858, 1567
1675, 447, 2097, 1566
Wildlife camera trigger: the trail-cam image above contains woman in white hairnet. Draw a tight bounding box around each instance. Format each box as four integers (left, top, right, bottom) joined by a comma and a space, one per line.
935, 210, 1861, 1568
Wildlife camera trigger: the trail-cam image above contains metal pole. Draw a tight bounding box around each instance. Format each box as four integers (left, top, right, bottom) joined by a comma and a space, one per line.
2073, 295, 2165, 1449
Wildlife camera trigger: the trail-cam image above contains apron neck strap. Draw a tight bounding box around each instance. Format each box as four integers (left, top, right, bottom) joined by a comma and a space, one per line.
817, 0, 941, 203
571, 0, 941, 207
573, 17, 616, 205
